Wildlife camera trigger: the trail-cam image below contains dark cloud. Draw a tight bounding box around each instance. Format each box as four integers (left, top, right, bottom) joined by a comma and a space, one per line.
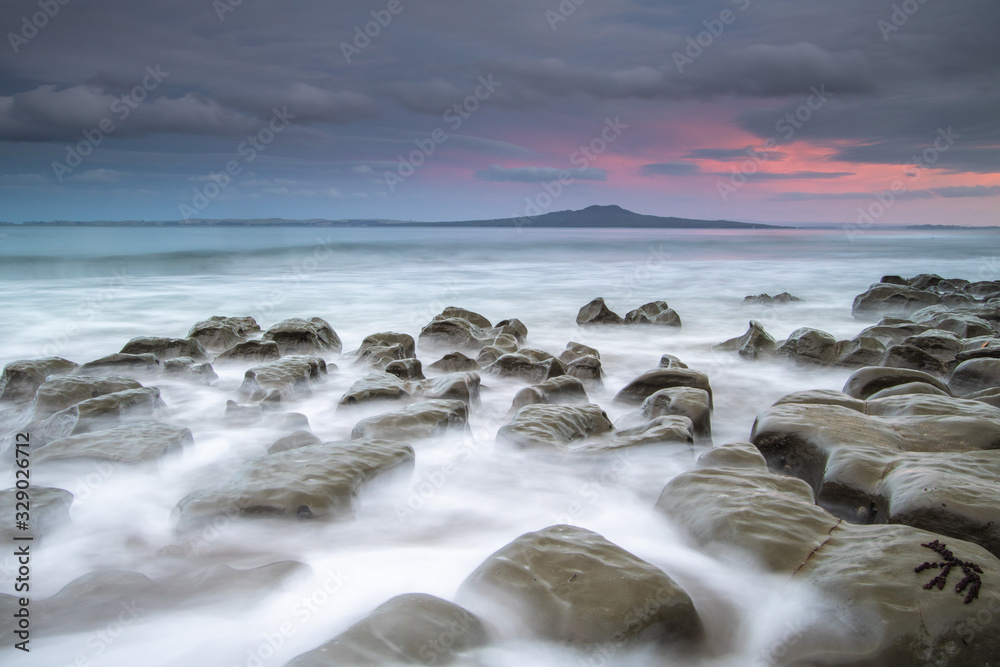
717, 171, 854, 180
476, 165, 606, 182
640, 162, 701, 176
686, 147, 787, 161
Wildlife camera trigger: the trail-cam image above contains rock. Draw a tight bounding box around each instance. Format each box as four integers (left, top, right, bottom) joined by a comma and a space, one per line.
483, 352, 565, 384
695, 441, 767, 470
496, 404, 613, 449
420, 372, 481, 406
744, 292, 801, 305
32, 376, 142, 420
262, 317, 342, 356
77, 353, 161, 377
192, 315, 260, 337
843, 366, 951, 400
267, 431, 322, 455
900, 329, 963, 363
658, 354, 689, 369
910, 306, 996, 338
39, 387, 166, 442
576, 297, 623, 326
286, 594, 488, 667
852, 283, 941, 319
858, 321, 931, 346
418, 308, 495, 352
559, 341, 601, 363
215, 340, 282, 364
0, 486, 72, 541
338, 372, 412, 407
509, 375, 589, 414
835, 335, 886, 368
36, 421, 192, 464
776, 327, 839, 366
351, 400, 468, 441
714, 321, 776, 360
238, 356, 328, 401
356, 332, 416, 368
223, 400, 263, 426
120, 336, 209, 362
867, 381, 950, 400
614, 368, 713, 408
457, 525, 702, 646
950, 358, 1000, 396
495, 318, 528, 341
966, 280, 1000, 299
565, 356, 604, 385
163, 357, 218, 384
187, 319, 246, 352
0, 357, 79, 403
175, 440, 414, 526
880, 275, 908, 285
657, 460, 1000, 665
772, 389, 868, 411
968, 387, 1000, 410
640, 387, 711, 440
956, 337, 1000, 363
624, 301, 682, 327
882, 344, 949, 376
475, 345, 504, 366
584, 416, 694, 451
427, 352, 480, 373
384, 358, 424, 381
439, 307, 492, 329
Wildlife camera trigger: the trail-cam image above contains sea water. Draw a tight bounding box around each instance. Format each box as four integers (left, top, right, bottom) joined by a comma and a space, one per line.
0, 226, 996, 666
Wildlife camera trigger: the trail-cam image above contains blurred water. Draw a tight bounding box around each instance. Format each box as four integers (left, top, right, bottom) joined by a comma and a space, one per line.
0, 226, 996, 666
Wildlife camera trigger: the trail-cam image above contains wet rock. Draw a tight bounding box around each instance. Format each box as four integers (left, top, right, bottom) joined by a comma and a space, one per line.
842, 366, 951, 400
286, 594, 488, 667
867, 381, 950, 400
215, 340, 282, 364
77, 353, 161, 378
882, 344, 949, 376
585, 415, 694, 451
439, 307, 492, 329
36, 421, 192, 464
262, 317, 342, 356
559, 341, 601, 363
187, 318, 247, 352
640, 387, 711, 440
614, 368, 713, 408
457, 524, 702, 646
39, 387, 166, 442
120, 336, 209, 362
624, 300, 682, 327
495, 317, 528, 342
175, 440, 414, 526
384, 358, 425, 381
356, 332, 416, 368
339, 372, 413, 407
858, 321, 931, 346
427, 352, 480, 373
743, 292, 801, 305
419, 372, 481, 406
192, 315, 260, 338
576, 297, 623, 326
475, 345, 505, 366
968, 387, 1000, 410
483, 352, 566, 384
509, 375, 589, 414
565, 355, 604, 385
496, 404, 613, 449
163, 357, 218, 385
950, 358, 1000, 396
238, 355, 328, 401
0, 357, 79, 404
351, 400, 468, 441
880, 275, 908, 286
267, 430, 322, 455
911, 307, 996, 338
418, 308, 494, 352
695, 441, 766, 470
0, 486, 72, 541
900, 329, 963, 362
957, 337, 1000, 363
223, 400, 264, 426
658, 459, 1000, 665
32, 375, 142, 420
852, 283, 941, 319
714, 321, 776, 360
658, 354, 689, 369
835, 335, 886, 368
772, 389, 867, 411
776, 327, 839, 366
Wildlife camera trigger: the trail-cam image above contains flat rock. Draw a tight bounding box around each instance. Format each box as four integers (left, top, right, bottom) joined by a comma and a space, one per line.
0, 357, 79, 403
496, 404, 613, 449
614, 368, 713, 408
76, 353, 161, 378
267, 430, 321, 455
120, 336, 209, 362
32, 375, 142, 420
351, 400, 468, 441
286, 594, 488, 667
262, 317, 342, 356
457, 524, 702, 646
175, 440, 414, 526
36, 421, 192, 464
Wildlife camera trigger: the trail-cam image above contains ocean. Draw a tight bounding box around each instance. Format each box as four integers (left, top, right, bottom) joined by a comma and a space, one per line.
1, 226, 997, 666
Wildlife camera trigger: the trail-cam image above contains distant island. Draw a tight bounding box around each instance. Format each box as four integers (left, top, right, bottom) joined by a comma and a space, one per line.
7, 205, 778, 229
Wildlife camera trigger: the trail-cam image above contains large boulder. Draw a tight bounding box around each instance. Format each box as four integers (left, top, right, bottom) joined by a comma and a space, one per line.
950, 358, 1000, 396
384, 358, 424, 381
496, 404, 613, 449
614, 368, 713, 408
238, 356, 328, 401
657, 455, 1000, 666
457, 525, 702, 646
36, 421, 192, 464
559, 341, 601, 363
581, 416, 694, 452
120, 336, 209, 362
38, 387, 166, 442
32, 375, 142, 420
509, 375, 589, 414
215, 340, 282, 364
624, 301, 681, 327
852, 283, 941, 319
576, 297, 623, 326
76, 353, 161, 378
776, 327, 840, 366
565, 355, 604, 385
350, 400, 468, 441
187, 317, 250, 352
640, 387, 711, 440
418, 308, 495, 352
0, 357, 79, 404
882, 343, 949, 376
174, 440, 414, 526
843, 366, 951, 400
714, 321, 776, 360
483, 352, 565, 384
286, 594, 488, 667
835, 335, 886, 368
262, 317, 342, 356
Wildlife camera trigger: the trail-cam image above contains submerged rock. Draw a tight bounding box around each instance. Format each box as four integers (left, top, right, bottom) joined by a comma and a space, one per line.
262, 317, 342, 356
239, 356, 328, 401
0, 486, 72, 541
483, 351, 565, 384
267, 430, 321, 455
163, 357, 218, 384
584, 415, 694, 451
36, 421, 192, 464
457, 524, 702, 646
77, 353, 161, 378
743, 292, 801, 305
351, 400, 468, 441
576, 297, 623, 326
120, 336, 209, 362
714, 320, 776, 360
215, 340, 282, 364
175, 440, 414, 526
32, 375, 142, 420
0, 357, 79, 404
624, 300, 682, 327
39, 387, 166, 442
509, 375, 589, 414
496, 404, 613, 449
614, 368, 713, 408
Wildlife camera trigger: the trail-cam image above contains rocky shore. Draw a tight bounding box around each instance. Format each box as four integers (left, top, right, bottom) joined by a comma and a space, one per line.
2, 273, 999, 665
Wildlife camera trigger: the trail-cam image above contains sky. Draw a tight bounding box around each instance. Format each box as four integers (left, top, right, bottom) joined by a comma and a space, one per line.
0, 0, 998, 225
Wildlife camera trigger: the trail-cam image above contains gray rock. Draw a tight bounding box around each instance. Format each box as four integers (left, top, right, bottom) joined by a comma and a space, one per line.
0, 357, 79, 403
384, 358, 425, 381
835, 335, 886, 368
175, 440, 414, 526
36, 421, 192, 464
582, 416, 694, 451
559, 341, 601, 363
867, 381, 950, 400
215, 340, 282, 364
39, 387, 166, 442
339, 372, 413, 407
356, 332, 416, 368
120, 336, 209, 362
950, 358, 1000, 396
32, 376, 142, 420
267, 431, 322, 455
496, 404, 613, 449
495, 318, 528, 341
640, 387, 711, 440
576, 297, 623, 326
483, 352, 565, 384
163, 357, 218, 384
223, 400, 264, 426
77, 353, 161, 378
843, 366, 951, 400
614, 368, 713, 408
852, 283, 941, 319
776, 327, 839, 366
426, 352, 480, 374
714, 320, 776, 360
565, 355, 604, 385
418, 308, 494, 352
509, 375, 589, 414
624, 301, 682, 327
882, 343, 949, 376
262, 317, 342, 356
695, 441, 767, 470
439, 307, 492, 329
351, 400, 468, 441
0, 486, 72, 542
457, 524, 702, 646
187, 319, 246, 352
420, 372, 481, 406
658, 354, 689, 369
239, 355, 328, 401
